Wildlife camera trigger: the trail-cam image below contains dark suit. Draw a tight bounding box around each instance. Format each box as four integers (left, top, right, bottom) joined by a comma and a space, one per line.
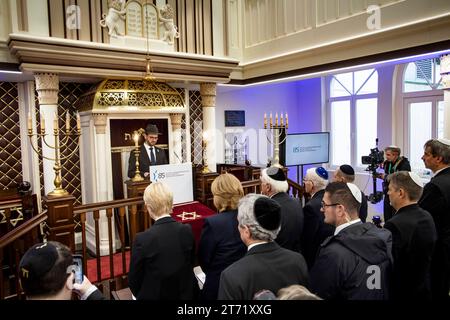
218, 242, 308, 300
419, 166, 450, 300
127, 144, 168, 178
359, 191, 368, 222
198, 210, 247, 300
301, 189, 335, 269
128, 216, 197, 300
384, 204, 437, 300
271, 192, 304, 252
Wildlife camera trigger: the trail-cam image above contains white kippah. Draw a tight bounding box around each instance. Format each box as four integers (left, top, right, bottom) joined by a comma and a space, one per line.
437, 138, 450, 147
408, 172, 423, 188
346, 183, 362, 203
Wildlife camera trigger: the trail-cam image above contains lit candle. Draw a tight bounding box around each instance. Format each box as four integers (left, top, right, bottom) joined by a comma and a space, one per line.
27, 111, 32, 131
133, 132, 139, 146
40, 116, 45, 132
280, 112, 284, 126
285, 112, 288, 129
270, 113, 273, 128
264, 113, 267, 129
53, 112, 59, 131
65, 111, 70, 131
275, 112, 278, 126
76, 112, 81, 130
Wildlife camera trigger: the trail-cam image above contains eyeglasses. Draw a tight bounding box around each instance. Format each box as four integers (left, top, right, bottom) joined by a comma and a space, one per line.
321, 201, 341, 209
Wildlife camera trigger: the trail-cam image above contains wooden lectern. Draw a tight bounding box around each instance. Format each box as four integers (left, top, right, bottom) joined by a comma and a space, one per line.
124, 179, 151, 240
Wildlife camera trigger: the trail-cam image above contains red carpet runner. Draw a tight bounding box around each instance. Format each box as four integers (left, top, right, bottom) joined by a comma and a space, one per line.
87, 251, 130, 283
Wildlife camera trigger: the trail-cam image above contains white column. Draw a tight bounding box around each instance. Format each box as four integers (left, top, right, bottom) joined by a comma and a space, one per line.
440, 54, 450, 139
200, 83, 217, 172
92, 113, 116, 255
18, 81, 41, 203
170, 113, 183, 163
34, 73, 59, 195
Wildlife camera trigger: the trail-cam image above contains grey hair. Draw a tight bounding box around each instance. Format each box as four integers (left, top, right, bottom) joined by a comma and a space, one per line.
260, 168, 289, 193
305, 167, 328, 191
237, 193, 280, 241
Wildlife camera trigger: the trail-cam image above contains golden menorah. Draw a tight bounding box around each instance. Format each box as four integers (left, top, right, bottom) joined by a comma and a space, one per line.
264, 112, 288, 168
131, 128, 146, 182
27, 111, 81, 197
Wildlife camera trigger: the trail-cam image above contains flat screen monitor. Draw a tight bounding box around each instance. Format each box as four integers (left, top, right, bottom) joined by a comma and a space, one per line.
285, 132, 330, 166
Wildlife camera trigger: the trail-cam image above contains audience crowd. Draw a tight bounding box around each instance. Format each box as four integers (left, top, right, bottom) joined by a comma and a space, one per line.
17, 138, 450, 300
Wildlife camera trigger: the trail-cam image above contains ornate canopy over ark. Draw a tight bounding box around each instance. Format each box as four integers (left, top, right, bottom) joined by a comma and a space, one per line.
76, 79, 185, 112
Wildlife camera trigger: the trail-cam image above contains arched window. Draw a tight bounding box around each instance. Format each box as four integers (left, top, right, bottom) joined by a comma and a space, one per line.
328, 69, 378, 168
402, 58, 444, 169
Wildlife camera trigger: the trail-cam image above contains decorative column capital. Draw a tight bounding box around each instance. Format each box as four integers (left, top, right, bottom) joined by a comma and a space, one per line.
34, 73, 59, 105
440, 54, 450, 90
93, 113, 107, 134
200, 82, 217, 108
170, 113, 183, 129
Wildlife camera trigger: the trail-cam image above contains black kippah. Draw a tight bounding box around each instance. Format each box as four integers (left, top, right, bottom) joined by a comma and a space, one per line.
19, 242, 59, 280
266, 166, 286, 181
254, 197, 281, 230
340, 164, 354, 176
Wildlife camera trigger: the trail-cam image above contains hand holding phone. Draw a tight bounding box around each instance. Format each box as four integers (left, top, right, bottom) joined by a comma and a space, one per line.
72, 254, 84, 284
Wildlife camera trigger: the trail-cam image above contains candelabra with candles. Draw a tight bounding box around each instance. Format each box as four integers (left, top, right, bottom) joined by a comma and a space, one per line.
201, 131, 210, 173
264, 112, 288, 168
27, 111, 81, 196
131, 128, 146, 181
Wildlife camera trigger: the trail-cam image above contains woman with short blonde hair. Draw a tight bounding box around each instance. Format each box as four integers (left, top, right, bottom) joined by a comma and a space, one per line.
129, 182, 196, 300
198, 173, 246, 300
143, 181, 173, 218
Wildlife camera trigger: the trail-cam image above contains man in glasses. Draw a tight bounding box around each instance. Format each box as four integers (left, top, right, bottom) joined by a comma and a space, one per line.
309, 182, 393, 300
19, 241, 105, 300
333, 164, 368, 223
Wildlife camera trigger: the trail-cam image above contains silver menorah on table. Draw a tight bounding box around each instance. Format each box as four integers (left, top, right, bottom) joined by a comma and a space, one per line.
264, 112, 288, 168
27, 111, 81, 197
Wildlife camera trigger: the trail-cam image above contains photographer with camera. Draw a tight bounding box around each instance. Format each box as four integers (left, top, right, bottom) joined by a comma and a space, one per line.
377, 146, 411, 222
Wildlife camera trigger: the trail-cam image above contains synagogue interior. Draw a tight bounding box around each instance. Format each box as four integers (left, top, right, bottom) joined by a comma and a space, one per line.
0, 0, 449, 302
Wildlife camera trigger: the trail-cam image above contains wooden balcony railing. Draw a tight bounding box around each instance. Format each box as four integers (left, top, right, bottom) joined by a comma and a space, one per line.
72, 196, 144, 297
0, 212, 47, 299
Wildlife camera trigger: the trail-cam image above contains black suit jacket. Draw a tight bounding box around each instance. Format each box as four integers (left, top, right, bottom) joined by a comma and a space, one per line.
218, 242, 309, 300
384, 204, 437, 300
128, 216, 197, 300
359, 191, 368, 223
301, 189, 335, 269
198, 210, 247, 300
128, 144, 168, 178
383, 157, 411, 221
419, 166, 450, 300
271, 192, 304, 252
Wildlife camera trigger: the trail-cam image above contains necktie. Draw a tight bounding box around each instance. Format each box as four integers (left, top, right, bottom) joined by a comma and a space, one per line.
149, 147, 156, 165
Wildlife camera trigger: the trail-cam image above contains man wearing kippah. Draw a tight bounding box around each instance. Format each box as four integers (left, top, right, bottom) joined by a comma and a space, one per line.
310, 182, 393, 300
385, 171, 436, 300
19, 241, 105, 300
260, 166, 304, 252
301, 166, 334, 269
419, 138, 450, 300
218, 194, 308, 300
127, 124, 168, 179
333, 164, 368, 222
